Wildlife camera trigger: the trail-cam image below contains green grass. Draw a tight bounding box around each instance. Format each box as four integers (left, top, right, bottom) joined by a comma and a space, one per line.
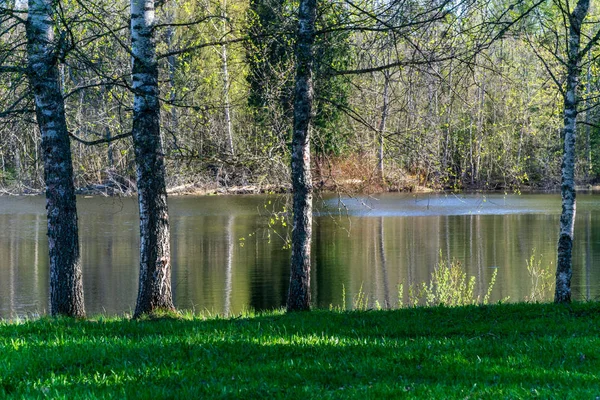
1, 303, 600, 399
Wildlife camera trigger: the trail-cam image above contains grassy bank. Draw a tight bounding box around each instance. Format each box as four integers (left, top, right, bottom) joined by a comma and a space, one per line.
1, 303, 600, 399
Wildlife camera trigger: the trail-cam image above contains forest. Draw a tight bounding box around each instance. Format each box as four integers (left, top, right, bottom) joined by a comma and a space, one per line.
1, 0, 599, 316
0, 0, 599, 195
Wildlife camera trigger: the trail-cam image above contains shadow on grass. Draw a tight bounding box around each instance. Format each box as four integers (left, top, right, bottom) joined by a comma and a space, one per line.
2, 303, 600, 398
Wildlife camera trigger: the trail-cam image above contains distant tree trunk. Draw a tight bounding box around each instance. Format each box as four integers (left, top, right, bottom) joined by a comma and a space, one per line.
26, 0, 85, 317
10, 133, 21, 187
287, 0, 316, 312
474, 79, 485, 184
166, 0, 178, 152
442, 65, 453, 176
105, 126, 114, 168
221, 0, 234, 155
584, 49, 592, 181
378, 72, 390, 183
1, 151, 5, 181
103, 88, 114, 169
131, 0, 175, 317
554, 0, 589, 304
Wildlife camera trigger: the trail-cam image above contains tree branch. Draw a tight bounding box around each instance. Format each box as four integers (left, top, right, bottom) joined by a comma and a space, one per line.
157, 36, 247, 59
69, 131, 132, 145
0, 65, 26, 73
154, 15, 225, 29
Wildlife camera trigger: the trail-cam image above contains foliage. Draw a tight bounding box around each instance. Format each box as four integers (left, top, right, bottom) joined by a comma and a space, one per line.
246, 0, 353, 157
339, 254, 499, 311
525, 248, 555, 303
245, 0, 295, 155
263, 196, 291, 249
311, 1, 353, 156
1, 0, 600, 192
352, 283, 368, 310
407, 255, 498, 307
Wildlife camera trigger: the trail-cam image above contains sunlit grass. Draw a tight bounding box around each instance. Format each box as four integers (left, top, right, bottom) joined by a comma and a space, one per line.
1, 303, 600, 398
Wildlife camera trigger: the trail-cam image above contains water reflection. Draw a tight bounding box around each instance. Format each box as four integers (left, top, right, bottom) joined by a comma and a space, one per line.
378, 217, 390, 308
0, 205, 49, 317
224, 215, 234, 317
1, 193, 599, 318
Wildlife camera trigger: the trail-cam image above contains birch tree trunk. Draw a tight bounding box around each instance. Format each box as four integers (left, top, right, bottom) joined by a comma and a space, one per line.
26, 0, 85, 317
554, 0, 589, 303
131, 0, 175, 317
287, 0, 316, 312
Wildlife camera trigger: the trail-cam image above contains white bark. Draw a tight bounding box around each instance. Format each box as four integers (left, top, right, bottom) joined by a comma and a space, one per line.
287, 0, 316, 312
26, 0, 85, 317
131, 0, 175, 316
555, 0, 589, 303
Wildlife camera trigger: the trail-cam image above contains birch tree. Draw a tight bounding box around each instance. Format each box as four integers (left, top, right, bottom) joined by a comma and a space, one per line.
26, 0, 85, 317
130, 0, 175, 316
286, 0, 316, 312
552, 0, 599, 303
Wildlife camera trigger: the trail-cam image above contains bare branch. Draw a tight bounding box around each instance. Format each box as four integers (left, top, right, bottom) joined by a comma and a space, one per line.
69, 131, 132, 145
154, 15, 225, 29
157, 36, 247, 59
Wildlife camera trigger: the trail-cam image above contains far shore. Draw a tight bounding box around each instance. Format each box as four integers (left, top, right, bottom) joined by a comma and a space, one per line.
2, 181, 600, 197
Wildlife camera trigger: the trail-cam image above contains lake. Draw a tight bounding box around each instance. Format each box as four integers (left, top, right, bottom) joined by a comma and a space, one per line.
1, 192, 599, 318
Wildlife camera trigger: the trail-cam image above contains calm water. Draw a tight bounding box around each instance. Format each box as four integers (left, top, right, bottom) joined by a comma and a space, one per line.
1, 193, 599, 318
